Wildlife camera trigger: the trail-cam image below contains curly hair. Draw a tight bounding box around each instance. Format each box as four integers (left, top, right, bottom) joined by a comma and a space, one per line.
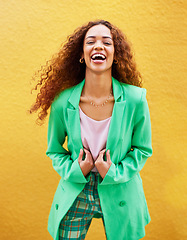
29, 19, 143, 124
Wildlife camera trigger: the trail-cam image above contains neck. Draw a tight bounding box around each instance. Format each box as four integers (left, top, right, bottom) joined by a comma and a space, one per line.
83, 70, 113, 98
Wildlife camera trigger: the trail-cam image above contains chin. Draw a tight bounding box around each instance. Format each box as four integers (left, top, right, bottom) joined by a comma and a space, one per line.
86, 63, 112, 73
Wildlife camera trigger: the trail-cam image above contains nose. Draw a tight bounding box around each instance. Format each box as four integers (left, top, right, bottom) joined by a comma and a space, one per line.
93, 42, 104, 50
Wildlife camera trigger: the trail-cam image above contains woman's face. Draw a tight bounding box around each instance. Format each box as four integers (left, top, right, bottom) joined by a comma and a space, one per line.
82, 24, 115, 74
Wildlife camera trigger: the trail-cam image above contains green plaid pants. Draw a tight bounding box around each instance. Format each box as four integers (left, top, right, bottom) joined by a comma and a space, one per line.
59, 172, 106, 240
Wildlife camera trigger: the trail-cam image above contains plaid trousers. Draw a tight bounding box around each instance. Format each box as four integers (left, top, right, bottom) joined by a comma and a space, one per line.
59, 172, 106, 240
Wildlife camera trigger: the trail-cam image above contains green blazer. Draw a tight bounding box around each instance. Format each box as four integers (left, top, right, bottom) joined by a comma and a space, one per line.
46, 77, 152, 240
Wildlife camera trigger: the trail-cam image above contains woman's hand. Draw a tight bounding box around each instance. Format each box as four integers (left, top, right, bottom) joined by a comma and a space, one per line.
95, 149, 112, 179
78, 148, 94, 176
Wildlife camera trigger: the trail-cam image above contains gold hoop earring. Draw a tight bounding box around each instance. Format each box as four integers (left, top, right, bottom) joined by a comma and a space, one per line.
113, 59, 118, 64
79, 58, 84, 63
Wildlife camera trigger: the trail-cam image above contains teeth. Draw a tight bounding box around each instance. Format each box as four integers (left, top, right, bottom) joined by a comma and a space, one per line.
91, 53, 106, 60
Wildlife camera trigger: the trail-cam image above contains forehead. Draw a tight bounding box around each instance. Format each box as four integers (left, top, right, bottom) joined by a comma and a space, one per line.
85, 24, 112, 39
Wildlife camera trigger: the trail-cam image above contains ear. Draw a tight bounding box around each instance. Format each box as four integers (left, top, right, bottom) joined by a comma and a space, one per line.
81, 52, 84, 59
113, 54, 118, 64
113, 53, 117, 61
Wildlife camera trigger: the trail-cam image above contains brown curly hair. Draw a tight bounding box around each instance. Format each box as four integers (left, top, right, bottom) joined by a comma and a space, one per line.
29, 19, 143, 124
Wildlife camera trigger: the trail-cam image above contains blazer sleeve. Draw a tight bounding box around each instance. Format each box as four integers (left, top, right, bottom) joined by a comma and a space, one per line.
46, 104, 89, 183
99, 89, 153, 185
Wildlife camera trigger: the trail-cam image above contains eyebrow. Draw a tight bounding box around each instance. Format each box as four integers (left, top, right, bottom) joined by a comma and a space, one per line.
85, 36, 113, 40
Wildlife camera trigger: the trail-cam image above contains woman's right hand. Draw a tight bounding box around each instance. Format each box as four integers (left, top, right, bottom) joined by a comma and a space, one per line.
78, 148, 94, 176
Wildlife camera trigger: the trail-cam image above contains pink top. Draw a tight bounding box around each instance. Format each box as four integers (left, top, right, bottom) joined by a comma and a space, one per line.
79, 107, 111, 172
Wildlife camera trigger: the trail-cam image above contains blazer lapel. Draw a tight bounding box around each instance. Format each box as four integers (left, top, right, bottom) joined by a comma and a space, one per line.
67, 80, 85, 155
106, 78, 126, 161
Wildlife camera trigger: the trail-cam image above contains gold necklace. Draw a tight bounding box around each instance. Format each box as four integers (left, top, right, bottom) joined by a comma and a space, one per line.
85, 90, 113, 107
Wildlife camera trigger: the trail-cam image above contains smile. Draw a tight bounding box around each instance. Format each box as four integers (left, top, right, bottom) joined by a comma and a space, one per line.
91, 53, 106, 63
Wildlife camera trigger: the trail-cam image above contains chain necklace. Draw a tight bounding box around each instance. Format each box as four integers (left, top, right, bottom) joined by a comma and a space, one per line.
85, 90, 113, 107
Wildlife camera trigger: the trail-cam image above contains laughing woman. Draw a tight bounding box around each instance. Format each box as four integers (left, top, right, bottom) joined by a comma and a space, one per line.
30, 20, 152, 240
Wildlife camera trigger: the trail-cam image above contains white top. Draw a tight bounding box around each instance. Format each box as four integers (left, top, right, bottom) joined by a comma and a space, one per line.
79, 107, 111, 172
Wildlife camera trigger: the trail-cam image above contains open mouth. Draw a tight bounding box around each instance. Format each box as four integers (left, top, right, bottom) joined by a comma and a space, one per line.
91, 53, 106, 63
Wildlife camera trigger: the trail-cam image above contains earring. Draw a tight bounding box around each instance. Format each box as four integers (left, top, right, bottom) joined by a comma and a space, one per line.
79, 58, 84, 63
113, 59, 118, 64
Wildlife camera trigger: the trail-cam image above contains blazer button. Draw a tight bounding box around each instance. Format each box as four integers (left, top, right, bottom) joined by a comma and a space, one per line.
119, 201, 126, 207
55, 204, 59, 210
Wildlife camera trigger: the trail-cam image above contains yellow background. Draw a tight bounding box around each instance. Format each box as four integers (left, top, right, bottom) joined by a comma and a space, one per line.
0, 0, 187, 239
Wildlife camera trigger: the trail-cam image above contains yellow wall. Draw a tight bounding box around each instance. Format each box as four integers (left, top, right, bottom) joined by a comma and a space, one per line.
1, 0, 186, 239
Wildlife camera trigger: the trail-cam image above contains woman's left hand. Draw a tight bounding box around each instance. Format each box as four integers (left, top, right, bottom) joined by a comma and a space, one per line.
95, 149, 112, 179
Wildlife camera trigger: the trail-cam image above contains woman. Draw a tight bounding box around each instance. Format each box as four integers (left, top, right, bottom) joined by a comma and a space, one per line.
30, 20, 152, 240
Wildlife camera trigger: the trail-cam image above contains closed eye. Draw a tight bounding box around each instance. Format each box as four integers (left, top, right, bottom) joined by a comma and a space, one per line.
104, 42, 112, 45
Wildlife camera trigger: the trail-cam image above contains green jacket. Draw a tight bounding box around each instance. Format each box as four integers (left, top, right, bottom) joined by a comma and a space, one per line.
46, 77, 152, 240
